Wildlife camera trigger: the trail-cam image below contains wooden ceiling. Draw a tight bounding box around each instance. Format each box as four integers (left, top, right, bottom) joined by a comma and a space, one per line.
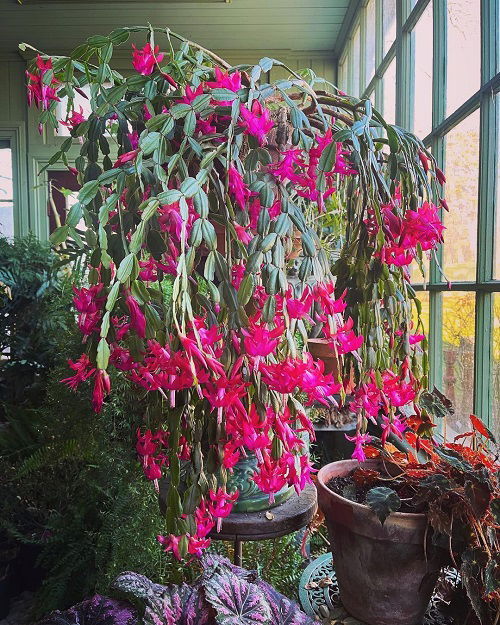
0, 0, 351, 57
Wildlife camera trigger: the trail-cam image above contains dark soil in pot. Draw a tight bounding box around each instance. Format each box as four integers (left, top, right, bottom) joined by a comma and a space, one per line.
317, 459, 446, 625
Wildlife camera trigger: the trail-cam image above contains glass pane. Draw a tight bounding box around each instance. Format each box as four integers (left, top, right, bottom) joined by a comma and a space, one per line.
411, 290, 430, 337
493, 293, 500, 441
442, 291, 475, 439
495, 95, 500, 278
412, 1, 433, 139
0, 146, 14, 238
382, 58, 396, 124
443, 110, 480, 281
446, 0, 481, 116
383, 0, 397, 56
365, 0, 376, 86
409, 254, 430, 284
352, 26, 361, 97
339, 53, 349, 92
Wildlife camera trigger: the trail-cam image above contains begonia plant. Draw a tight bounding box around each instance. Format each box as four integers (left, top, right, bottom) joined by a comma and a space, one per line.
26, 25, 444, 560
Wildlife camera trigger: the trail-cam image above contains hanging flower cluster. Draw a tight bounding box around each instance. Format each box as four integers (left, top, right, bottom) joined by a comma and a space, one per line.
31, 27, 444, 560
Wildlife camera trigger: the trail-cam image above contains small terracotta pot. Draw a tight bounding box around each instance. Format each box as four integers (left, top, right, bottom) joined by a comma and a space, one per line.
317, 459, 444, 625
307, 338, 339, 377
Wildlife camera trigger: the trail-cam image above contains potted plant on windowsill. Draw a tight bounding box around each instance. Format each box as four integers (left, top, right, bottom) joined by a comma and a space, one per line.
28, 26, 371, 557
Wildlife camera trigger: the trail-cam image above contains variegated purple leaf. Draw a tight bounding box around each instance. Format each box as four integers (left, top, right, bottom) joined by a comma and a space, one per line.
204, 569, 270, 625
36, 595, 138, 625
260, 584, 316, 625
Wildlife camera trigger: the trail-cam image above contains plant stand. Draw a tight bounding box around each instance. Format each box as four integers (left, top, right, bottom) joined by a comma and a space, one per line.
209, 482, 317, 566
298, 552, 460, 625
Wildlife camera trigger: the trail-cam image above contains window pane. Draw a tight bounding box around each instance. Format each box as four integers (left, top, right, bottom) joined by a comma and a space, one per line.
339, 53, 349, 92
365, 0, 376, 86
495, 95, 500, 278
442, 292, 475, 438
382, 58, 396, 124
409, 255, 430, 284
446, 0, 481, 116
412, 1, 433, 139
352, 26, 361, 96
443, 110, 480, 281
411, 290, 430, 337
0, 146, 14, 238
493, 294, 500, 441
383, 0, 396, 56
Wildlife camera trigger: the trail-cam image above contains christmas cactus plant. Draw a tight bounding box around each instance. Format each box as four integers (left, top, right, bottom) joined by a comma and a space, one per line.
26, 25, 444, 560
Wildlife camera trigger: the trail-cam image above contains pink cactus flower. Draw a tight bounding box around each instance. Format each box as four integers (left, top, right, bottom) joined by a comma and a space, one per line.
132, 43, 164, 75
239, 100, 274, 146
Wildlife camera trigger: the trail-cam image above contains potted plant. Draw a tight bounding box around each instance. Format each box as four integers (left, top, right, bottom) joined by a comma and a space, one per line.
317, 413, 499, 625
28, 26, 369, 558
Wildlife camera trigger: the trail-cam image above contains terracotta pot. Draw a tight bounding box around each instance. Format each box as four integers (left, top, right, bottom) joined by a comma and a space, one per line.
317, 459, 444, 625
307, 338, 339, 377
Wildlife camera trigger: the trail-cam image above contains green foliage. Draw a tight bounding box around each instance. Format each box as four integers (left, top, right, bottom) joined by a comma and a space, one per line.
0, 234, 74, 412
0, 332, 186, 618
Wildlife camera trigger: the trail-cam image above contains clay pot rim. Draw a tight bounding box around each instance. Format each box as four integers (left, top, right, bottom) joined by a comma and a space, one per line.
317, 458, 427, 520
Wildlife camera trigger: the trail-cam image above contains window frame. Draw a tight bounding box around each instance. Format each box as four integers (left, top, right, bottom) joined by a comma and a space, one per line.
0, 123, 29, 238
334, 0, 500, 433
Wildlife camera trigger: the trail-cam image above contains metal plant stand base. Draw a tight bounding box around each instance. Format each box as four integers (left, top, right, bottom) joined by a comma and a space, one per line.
299, 552, 460, 624
209, 482, 317, 566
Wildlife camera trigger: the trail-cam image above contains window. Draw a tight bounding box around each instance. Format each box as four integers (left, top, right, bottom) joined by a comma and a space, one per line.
412, 2, 433, 138
337, 0, 500, 434
382, 58, 396, 124
383, 0, 396, 56
365, 0, 376, 87
0, 141, 14, 238
446, 0, 481, 115
493, 294, 500, 439
352, 26, 361, 97
442, 292, 476, 437
496, 96, 500, 279
442, 110, 480, 282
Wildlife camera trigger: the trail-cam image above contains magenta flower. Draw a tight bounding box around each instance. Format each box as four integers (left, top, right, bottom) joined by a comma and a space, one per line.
241, 317, 283, 358
60, 353, 95, 391
26, 55, 60, 111
285, 286, 313, 322
188, 535, 211, 557
208, 488, 239, 532
157, 534, 182, 561
206, 67, 242, 92
195, 499, 216, 538
132, 43, 164, 75
269, 149, 304, 183
72, 283, 105, 336
125, 290, 147, 339
179, 83, 204, 105
345, 432, 372, 462
313, 283, 347, 316
110, 345, 135, 371
113, 149, 139, 168
228, 166, 250, 210
60, 106, 86, 130
409, 333, 425, 345
92, 369, 110, 413
239, 100, 274, 146
252, 452, 287, 504
136, 428, 157, 456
